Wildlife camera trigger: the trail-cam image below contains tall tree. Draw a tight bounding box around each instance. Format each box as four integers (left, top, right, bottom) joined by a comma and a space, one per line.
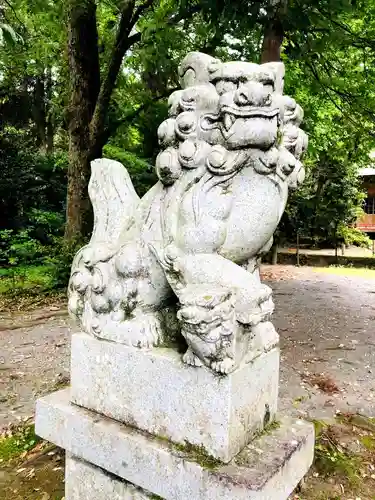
65, 0, 101, 240
0, 0, 66, 152
261, 0, 287, 63
64, 0, 205, 241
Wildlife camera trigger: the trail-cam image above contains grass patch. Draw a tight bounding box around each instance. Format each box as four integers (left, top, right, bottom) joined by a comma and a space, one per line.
313, 419, 362, 486
313, 265, 375, 278
296, 415, 375, 499
0, 264, 66, 312
360, 435, 375, 450
314, 431, 361, 486
0, 421, 64, 500
0, 265, 54, 294
0, 423, 42, 464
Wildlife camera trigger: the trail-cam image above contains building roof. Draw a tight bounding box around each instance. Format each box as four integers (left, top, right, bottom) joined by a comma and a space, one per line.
358, 167, 375, 176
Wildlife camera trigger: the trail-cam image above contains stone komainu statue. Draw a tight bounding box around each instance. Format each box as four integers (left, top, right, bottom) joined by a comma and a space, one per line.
68, 52, 307, 374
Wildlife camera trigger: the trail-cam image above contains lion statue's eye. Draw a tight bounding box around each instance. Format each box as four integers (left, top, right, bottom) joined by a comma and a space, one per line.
215, 80, 237, 95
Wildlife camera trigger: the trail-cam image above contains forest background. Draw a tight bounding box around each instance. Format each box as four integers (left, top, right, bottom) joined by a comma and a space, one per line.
1, 0, 374, 293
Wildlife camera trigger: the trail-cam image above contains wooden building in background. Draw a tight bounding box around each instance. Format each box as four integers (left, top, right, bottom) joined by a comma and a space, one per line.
357, 168, 375, 234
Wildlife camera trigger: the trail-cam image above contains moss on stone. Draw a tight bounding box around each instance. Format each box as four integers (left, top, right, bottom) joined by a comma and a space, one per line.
172, 441, 223, 470
147, 429, 222, 469
263, 419, 281, 434
251, 419, 281, 441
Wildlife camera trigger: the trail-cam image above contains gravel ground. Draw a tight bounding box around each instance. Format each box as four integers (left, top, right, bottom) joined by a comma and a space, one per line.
0, 312, 72, 429
271, 266, 375, 420
0, 265, 374, 429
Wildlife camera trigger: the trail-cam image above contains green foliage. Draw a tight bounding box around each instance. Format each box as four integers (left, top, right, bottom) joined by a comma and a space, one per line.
46, 238, 83, 289
0, 129, 67, 231
0, 22, 23, 45
281, 157, 367, 246
314, 421, 361, 485
0, 229, 43, 267
338, 226, 371, 248
28, 209, 65, 244
103, 144, 157, 196
0, 265, 53, 294
0, 126, 67, 291
1, 0, 375, 293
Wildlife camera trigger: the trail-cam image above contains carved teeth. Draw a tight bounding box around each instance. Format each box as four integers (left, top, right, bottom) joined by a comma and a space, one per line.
223, 113, 235, 131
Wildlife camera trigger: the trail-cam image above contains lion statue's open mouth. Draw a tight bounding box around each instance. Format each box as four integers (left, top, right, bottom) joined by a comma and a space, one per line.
221, 106, 279, 127
220, 105, 280, 145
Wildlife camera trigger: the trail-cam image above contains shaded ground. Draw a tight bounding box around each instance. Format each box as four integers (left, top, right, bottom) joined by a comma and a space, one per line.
0, 308, 72, 429
0, 265, 374, 498
267, 266, 375, 421
0, 421, 64, 500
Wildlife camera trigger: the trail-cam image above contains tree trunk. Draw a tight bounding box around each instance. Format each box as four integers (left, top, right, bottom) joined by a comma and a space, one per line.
271, 244, 278, 265
260, 0, 286, 63
32, 76, 47, 152
89, 0, 136, 151
261, 21, 284, 63
64, 0, 142, 242
65, 0, 100, 242
45, 67, 54, 154
46, 118, 54, 155
63, 0, 199, 243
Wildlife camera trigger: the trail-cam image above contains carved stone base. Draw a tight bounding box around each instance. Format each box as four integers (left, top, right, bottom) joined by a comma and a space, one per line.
66, 455, 154, 499
70, 332, 279, 462
36, 390, 314, 500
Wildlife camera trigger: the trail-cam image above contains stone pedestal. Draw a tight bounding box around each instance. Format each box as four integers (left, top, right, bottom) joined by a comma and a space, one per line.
36, 328, 314, 499
37, 390, 314, 500
70, 333, 279, 462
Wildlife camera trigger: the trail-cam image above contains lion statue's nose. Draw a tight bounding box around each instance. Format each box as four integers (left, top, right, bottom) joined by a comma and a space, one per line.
234, 82, 271, 107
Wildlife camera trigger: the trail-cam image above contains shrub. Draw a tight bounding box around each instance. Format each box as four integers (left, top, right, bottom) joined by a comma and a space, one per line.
0, 129, 67, 233
0, 228, 44, 268
338, 226, 371, 248
45, 237, 83, 289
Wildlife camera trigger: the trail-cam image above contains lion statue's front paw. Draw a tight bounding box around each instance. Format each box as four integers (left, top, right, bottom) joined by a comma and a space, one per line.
210, 358, 235, 375
182, 348, 203, 367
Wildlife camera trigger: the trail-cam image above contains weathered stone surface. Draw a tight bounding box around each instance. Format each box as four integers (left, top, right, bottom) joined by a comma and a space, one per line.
70, 332, 279, 463
66, 454, 154, 499
36, 390, 314, 500
67, 51, 308, 373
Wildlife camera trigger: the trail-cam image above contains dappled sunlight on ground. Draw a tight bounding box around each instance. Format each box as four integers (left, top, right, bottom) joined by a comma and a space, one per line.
313, 266, 375, 278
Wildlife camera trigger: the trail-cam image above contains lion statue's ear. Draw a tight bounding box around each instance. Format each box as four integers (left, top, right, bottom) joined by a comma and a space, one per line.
178, 52, 221, 89
261, 62, 285, 94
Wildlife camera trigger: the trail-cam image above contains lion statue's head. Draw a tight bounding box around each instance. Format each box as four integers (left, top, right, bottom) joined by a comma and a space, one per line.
156, 52, 307, 194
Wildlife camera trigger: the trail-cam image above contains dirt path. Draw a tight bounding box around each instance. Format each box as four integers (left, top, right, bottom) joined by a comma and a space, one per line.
0, 265, 374, 430
0, 310, 73, 429
269, 266, 375, 420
